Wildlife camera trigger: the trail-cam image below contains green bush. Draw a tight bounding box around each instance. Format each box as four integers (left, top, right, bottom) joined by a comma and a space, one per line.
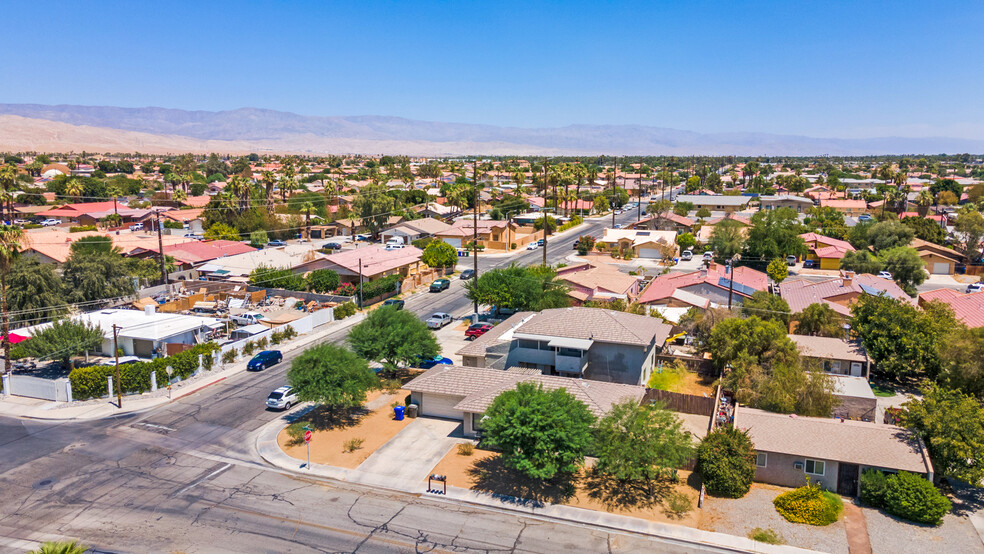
697, 427, 756, 498
358, 274, 400, 302
860, 468, 889, 508
163, 220, 184, 229
333, 301, 357, 319
69, 343, 218, 401
773, 482, 843, 526
558, 215, 583, 232
256, 337, 269, 350
883, 471, 951, 525
69, 224, 98, 232
748, 528, 784, 545
222, 349, 237, 364
270, 330, 284, 345
242, 340, 256, 356
286, 421, 309, 446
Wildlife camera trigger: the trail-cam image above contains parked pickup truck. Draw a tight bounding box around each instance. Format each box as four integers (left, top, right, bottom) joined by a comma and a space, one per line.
232, 312, 265, 326
425, 312, 453, 329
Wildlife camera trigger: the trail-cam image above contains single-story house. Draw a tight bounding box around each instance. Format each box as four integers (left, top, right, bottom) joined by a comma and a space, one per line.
910, 238, 962, 275
819, 199, 867, 217
831, 375, 878, 422
36, 201, 151, 226
196, 244, 330, 282
779, 271, 915, 317
555, 263, 641, 304
918, 288, 984, 328
696, 215, 752, 244
760, 195, 815, 213
736, 406, 933, 496
637, 263, 769, 308
319, 244, 424, 284
379, 217, 452, 245
628, 213, 695, 233
674, 194, 753, 214
799, 232, 856, 270
596, 229, 678, 259
435, 219, 540, 251
162, 208, 206, 234
788, 334, 868, 378
405, 365, 646, 437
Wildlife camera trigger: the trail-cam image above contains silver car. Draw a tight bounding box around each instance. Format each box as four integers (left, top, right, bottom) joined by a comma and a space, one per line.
426, 312, 453, 329
266, 386, 298, 410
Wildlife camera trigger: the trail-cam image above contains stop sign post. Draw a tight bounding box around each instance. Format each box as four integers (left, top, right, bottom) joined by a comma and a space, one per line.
304, 430, 312, 442
302, 425, 313, 470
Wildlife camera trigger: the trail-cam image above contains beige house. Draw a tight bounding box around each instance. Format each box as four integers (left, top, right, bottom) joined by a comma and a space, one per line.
910, 238, 962, 275
788, 335, 868, 378
435, 219, 542, 251
596, 229, 678, 259
759, 195, 815, 213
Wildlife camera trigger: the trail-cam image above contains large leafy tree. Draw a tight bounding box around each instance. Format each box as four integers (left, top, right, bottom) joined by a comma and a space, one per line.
15, 320, 103, 370
697, 427, 756, 498
348, 305, 439, 370
707, 219, 746, 260
851, 295, 956, 380
483, 382, 595, 480
61, 250, 136, 306
793, 303, 844, 338
421, 240, 458, 268
706, 316, 798, 371
7, 256, 66, 324
903, 384, 984, 485
306, 269, 340, 293
464, 264, 570, 311
204, 222, 240, 241
954, 206, 984, 261
901, 216, 947, 244
740, 291, 791, 326
745, 207, 806, 260
879, 246, 927, 293
866, 220, 915, 252
593, 400, 693, 484
353, 182, 397, 235
940, 326, 984, 398
287, 344, 378, 408
840, 250, 885, 275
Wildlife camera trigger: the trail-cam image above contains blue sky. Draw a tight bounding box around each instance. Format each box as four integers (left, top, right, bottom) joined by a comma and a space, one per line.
4, 1, 983, 138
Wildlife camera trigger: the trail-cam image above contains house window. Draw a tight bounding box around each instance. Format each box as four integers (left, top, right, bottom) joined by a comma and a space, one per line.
830, 361, 841, 374
756, 452, 767, 467
517, 339, 539, 350
805, 459, 825, 476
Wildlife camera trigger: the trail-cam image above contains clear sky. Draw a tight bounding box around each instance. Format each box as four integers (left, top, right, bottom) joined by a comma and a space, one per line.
4, 1, 983, 139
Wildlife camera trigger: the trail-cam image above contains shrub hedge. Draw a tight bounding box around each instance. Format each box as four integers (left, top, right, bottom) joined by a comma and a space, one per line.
860, 468, 889, 508
773, 482, 843, 526
697, 427, 756, 498
69, 343, 218, 401
358, 274, 400, 303
862, 470, 951, 525
333, 302, 358, 319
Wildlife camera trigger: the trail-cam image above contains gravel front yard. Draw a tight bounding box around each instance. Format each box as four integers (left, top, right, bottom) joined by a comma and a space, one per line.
864, 506, 983, 553
699, 484, 849, 553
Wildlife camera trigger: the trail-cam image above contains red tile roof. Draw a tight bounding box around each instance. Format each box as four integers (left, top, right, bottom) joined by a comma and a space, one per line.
779, 273, 914, 315
163, 240, 257, 265
637, 264, 768, 304
919, 289, 984, 328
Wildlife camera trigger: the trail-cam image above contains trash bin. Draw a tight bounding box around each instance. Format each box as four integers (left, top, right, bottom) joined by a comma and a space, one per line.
407, 404, 418, 418
394, 405, 405, 421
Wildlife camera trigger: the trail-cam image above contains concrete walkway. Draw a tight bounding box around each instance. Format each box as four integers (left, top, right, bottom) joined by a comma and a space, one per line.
357, 418, 463, 482
253, 414, 817, 553
843, 501, 873, 554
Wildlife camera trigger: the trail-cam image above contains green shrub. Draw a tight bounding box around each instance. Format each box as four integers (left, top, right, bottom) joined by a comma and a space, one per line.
256, 337, 269, 350
664, 491, 693, 518
282, 326, 298, 340
748, 528, 784, 545
163, 220, 184, 229
358, 274, 400, 302
270, 330, 283, 345
343, 438, 364, 453
883, 471, 951, 525
242, 341, 256, 356
860, 468, 889, 508
222, 349, 237, 364
69, 224, 98, 232
69, 343, 218, 401
286, 421, 309, 446
697, 427, 756, 498
773, 482, 843, 526
334, 301, 357, 319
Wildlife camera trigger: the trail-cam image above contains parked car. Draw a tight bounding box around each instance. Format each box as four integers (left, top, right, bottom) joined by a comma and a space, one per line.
129, 223, 144, 231
232, 312, 265, 326
355, 234, 371, 241
526, 242, 538, 250
267, 240, 287, 247
417, 355, 453, 369
681, 250, 693, 261
465, 323, 493, 339
248, 350, 283, 371
430, 279, 450, 292
100, 356, 141, 366
382, 298, 405, 310
878, 271, 893, 280
858, 214, 873, 222
12, 219, 29, 226
786, 255, 798, 266
967, 282, 984, 294
184, 232, 204, 240
459, 269, 475, 280
614, 223, 622, 229
803, 259, 817, 268
537, 238, 545, 247
322, 242, 342, 250
384, 243, 405, 251
702, 252, 714, 260
266, 385, 298, 410
385, 238, 405, 247
425, 312, 453, 329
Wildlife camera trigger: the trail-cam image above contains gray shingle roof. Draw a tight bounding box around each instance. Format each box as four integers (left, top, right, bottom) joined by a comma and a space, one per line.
789, 335, 866, 362
514, 307, 672, 347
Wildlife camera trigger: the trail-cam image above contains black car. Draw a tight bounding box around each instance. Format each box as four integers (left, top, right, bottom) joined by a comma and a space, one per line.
322, 242, 342, 250
383, 298, 405, 310
460, 269, 475, 280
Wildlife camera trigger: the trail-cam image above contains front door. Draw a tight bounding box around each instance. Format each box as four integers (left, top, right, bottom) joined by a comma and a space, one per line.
838, 463, 860, 496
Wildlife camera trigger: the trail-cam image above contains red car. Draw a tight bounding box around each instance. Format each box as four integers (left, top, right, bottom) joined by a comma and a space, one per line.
465, 323, 493, 339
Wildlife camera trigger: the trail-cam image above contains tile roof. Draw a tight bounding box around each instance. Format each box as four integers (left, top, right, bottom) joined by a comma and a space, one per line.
675, 194, 752, 206
598, 228, 677, 247
37, 201, 132, 218
162, 240, 257, 265
162, 208, 205, 223
819, 199, 867, 209
556, 264, 639, 296
637, 264, 768, 304
789, 335, 866, 362
322, 244, 422, 277
736, 407, 932, 474
456, 311, 537, 357
919, 289, 984, 328
437, 219, 511, 237
779, 274, 914, 314
513, 307, 672, 347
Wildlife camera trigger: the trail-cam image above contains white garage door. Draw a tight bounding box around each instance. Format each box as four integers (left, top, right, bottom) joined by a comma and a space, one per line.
444, 238, 462, 248
638, 248, 662, 259
932, 262, 950, 274
420, 393, 464, 420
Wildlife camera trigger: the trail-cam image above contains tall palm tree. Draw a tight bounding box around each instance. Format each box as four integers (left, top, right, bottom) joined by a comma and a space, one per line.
916, 189, 934, 217
0, 224, 24, 376
298, 201, 315, 239
0, 165, 15, 223
261, 171, 276, 213
65, 178, 84, 202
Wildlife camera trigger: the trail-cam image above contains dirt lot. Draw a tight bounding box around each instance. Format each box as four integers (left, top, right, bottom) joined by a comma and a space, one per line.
430, 448, 702, 528
278, 390, 410, 468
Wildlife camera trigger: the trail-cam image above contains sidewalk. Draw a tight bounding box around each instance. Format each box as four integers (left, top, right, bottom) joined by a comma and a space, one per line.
254, 415, 815, 554
0, 312, 367, 421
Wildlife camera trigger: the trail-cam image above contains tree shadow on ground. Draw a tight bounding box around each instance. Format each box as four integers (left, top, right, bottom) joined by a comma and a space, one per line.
304, 404, 369, 431
582, 468, 676, 512
944, 479, 984, 518
466, 455, 577, 508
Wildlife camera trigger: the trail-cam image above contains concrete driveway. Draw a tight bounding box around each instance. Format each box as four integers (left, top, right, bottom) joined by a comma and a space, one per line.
356, 417, 463, 483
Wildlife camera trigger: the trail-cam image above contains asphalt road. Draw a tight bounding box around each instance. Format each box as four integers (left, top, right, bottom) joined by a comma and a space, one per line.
0, 210, 736, 553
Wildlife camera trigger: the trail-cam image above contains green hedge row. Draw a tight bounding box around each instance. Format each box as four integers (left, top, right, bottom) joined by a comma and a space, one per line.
358, 274, 400, 303
69, 343, 219, 401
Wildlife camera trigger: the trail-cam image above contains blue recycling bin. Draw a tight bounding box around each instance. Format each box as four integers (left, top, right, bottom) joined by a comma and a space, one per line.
394, 405, 405, 421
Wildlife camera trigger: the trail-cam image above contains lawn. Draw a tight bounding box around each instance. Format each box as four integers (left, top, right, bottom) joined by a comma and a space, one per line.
648, 362, 716, 397
871, 384, 895, 397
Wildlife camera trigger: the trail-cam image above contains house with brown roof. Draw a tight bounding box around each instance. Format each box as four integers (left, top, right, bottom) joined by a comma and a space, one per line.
789, 334, 868, 378
435, 219, 541, 251
799, 232, 856, 270
819, 199, 867, 217
379, 217, 452, 245
405, 365, 645, 437
596, 229, 678, 259
555, 263, 641, 304
910, 237, 962, 275
319, 244, 424, 284
760, 194, 815, 213
779, 271, 914, 317
918, 288, 984, 328
736, 406, 933, 496
628, 213, 695, 233
636, 263, 769, 308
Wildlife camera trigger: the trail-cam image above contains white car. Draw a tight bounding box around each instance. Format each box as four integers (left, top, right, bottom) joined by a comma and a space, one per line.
129, 223, 144, 231
40, 219, 60, 226
266, 386, 298, 410
384, 244, 405, 251
13, 219, 29, 225
232, 312, 265, 326
526, 242, 538, 250
967, 282, 984, 294
426, 312, 453, 329
681, 250, 693, 261
877, 271, 893, 280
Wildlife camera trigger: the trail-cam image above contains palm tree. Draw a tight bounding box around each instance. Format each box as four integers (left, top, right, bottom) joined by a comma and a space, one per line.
298, 201, 315, 239
65, 178, 84, 202
30, 540, 89, 554
107, 184, 123, 218
261, 171, 276, 213
916, 189, 934, 217
171, 189, 188, 204
0, 165, 15, 223
0, 224, 24, 376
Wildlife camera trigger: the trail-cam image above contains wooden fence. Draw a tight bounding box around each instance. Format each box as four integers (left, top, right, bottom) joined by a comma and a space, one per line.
642, 388, 716, 416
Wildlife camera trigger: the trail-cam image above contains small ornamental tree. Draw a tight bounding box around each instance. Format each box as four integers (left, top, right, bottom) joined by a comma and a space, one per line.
766, 258, 788, 284
675, 232, 697, 251
14, 320, 103, 370
697, 427, 756, 498
348, 304, 439, 370
306, 269, 340, 293
287, 344, 377, 408
594, 400, 693, 484
482, 382, 595, 480
421, 240, 458, 268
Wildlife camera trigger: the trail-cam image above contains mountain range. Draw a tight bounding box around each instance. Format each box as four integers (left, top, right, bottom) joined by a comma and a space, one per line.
0, 103, 982, 156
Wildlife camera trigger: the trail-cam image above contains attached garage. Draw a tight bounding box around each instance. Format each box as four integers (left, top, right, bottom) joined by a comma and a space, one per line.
932, 262, 951, 275
637, 248, 662, 259
442, 237, 462, 248
412, 392, 464, 420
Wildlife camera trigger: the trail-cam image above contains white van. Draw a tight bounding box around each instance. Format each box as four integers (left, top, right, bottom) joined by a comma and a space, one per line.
232, 312, 265, 326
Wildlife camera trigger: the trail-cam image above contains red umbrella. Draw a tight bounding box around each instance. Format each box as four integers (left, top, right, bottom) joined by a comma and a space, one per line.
5, 333, 27, 344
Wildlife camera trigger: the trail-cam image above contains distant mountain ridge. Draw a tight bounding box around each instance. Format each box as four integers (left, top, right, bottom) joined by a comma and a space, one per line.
0, 103, 982, 155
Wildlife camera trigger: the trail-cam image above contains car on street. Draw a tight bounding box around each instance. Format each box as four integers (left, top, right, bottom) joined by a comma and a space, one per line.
537, 238, 545, 247
129, 223, 144, 231
877, 271, 893, 280
460, 269, 475, 280
858, 214, 873, 222
417, 355, 453, 369
681, 250, 693, 261
967, 282, 984, 294
614, 223, 622, 229
355, 234, 371, 241
615, 209, 623, 215
382, 298, 405, 310
526, 242, 538, 250
322, 242, 342, 250
465, 323, 493, 339
703, 251, 714, 260
425, 312, 453, 329
247, 350, 283, 371
266, 385, 298, 410
267, 240, 287, 247
430, 278, 450, 292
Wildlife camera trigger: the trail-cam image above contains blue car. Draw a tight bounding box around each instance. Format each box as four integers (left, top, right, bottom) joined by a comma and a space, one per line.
266, 240, 287, 247
417, 355, 452, 369
248, 350, 283, 371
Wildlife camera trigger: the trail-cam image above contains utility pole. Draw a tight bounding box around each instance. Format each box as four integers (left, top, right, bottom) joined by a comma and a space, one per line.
542, 159, 549, 267
637, 170, 643, 222
472, 161, 480, 316
155, 212, 168, 287
611, 157, 617, 229
112, 324, 122, 408
727, 254, 741, 310
358, 258, 363, 307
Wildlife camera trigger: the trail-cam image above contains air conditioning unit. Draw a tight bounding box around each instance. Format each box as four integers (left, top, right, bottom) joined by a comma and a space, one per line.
794, 461, 804, 470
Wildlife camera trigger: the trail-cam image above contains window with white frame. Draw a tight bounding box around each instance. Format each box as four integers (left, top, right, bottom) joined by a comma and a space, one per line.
756, 452, 767, 467
805, 459, 825, 475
